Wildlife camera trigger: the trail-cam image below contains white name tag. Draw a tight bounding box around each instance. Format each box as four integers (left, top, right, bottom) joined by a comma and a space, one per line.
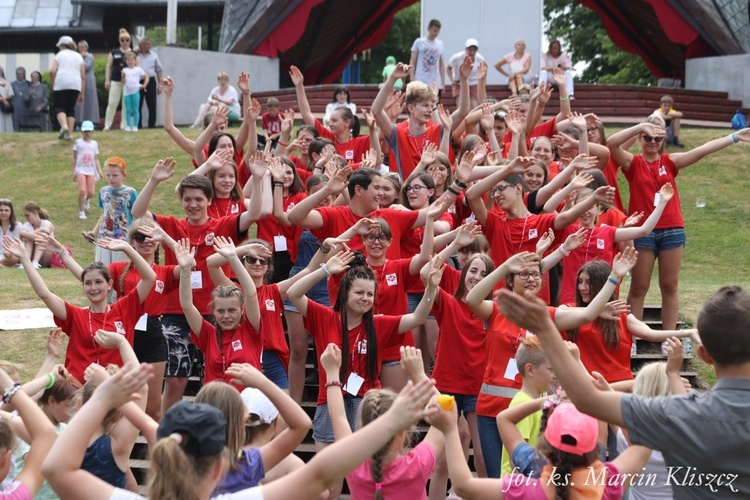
135, 314, 148, 332
190, 271, 203, 289
274, 235, 288, 252
343, 371, 365, 396
504, 358, 520, 381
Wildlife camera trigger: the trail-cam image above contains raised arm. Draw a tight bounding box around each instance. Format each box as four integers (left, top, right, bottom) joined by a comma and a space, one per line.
398, 255, 443, 333
372, 63, 410, 143
4, 236, 66, 319
96, 238, 156, 302
235, 72, 252, 150
607, 122, 663, 172
289, 66, 315, 126
542, 170, 593, 213
319, 344, 352, 440
614, 183, 674, 241
227, 363, 312, 471
286, 250, 355, 316
670, 128, 750, 169
553, 185, 614, 230
465, 157, 530, 226
131, 158, 176, 219
176, 239, 204, 335
287, 166, 351, 227
219, 240, 261, 330
239, 152, 267, 232
193, 106, 229, 164
161, 78, 196, 154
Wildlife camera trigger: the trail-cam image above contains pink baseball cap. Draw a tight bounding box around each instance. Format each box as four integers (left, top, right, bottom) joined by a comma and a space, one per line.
544, 403, 599, 456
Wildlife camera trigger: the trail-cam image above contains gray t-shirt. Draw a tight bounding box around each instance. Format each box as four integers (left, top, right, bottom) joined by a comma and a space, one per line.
410, 37, 443, 88
621, 378, 750, 498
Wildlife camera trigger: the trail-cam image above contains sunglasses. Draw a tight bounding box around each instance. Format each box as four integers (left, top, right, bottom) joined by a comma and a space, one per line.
120, 38, 130, 42
642, 135, 664, 143
242, 256, 270, 265
133, 233, 148, 243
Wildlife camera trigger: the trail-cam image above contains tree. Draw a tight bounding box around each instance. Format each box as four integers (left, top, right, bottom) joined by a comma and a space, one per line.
359, 2, 420, 84
544, 0, 656, 85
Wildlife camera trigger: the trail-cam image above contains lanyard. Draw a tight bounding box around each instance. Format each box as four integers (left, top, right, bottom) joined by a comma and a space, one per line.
88, 306, 110, 365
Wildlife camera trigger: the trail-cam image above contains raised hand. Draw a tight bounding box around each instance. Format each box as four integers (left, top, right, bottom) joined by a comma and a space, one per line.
611, 246, 638, 279
503, 251, 540, 274
399, 346, 426, 381
459, 56, 473, 80
89, 362, 153, 409
659, 182, 674, 203
568, 112, 587, 132
351, 217, 380, 236
479, 104, 494, 132
389, 378, 437, 431
161, 77, 174, 96
212, 106, 229, 128
592, 185, 615, 205
623, 211, 644, 228
437, 103, 452, 129
361, 108, 376, 130
565, 340, 581, 362
175, 238, 196, 270
428, 82, 440, 101
2, 236, 26, 259
205, 148, 232, 171
386, 91, 406, 122
238, 242, 273, 260
280, 109, 294, 134
391, 63, 410, 81
426, 254, 447, 290
94, 329, 126, 350
640, 122, 666, 138
563, 227, 588, 252
246, 98, 262, 121
426, 198, 448, 221
477, 60, 488, 81
248, 150, 268, 178
486, 151, 500, 166
506, 110, 525, 136
325, 249, 356, 275
552, 68, 566, 87
570, 171, 594, 190
600, 300, 630, 320
226, 363, 268, 388
289, 66, 304, 87
237, 71, 251, 94
420, 142, 438, 165
455, 150, 476, 183
267, 157, 286, 182
320, 343, 342, 375
46, 328, 64, 358
509, 156, 536, 175
84, 363, 110, 387
97, 237, 130, 252
326, 165, 352, 194
38, 233, 64, 254
536, 228, 555, 256
211, 236, 237, 259
151, 157, 176, 183
454, 221, 483, 248
137, 224, 168, 245
360, 148, 377, 169
538, 83, 553, 105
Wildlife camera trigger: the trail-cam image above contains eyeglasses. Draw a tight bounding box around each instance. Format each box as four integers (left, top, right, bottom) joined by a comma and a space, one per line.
403, 185, 428, 194
120, 38, 130, 42
133, 233, 147, 243
491, 184, 514, 196
642, 135, 664, 143
242, 256, 270, 265
364, 234, 390, 243
517, 272, 542, 280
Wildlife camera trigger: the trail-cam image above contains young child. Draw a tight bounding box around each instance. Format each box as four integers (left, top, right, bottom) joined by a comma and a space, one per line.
121, 52, 148, 132
499, 336, 554, 476
86, 157, 138, 264
72, 120, 102, 219
261, 97, 284, 149
651, 95, 684, 147
381, 56, 402, 90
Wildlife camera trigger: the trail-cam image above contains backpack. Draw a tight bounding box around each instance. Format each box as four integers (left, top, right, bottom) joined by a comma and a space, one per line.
731, 109, 747, 130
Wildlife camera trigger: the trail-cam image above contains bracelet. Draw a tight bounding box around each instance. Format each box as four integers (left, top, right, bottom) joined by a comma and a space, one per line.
559, 245, 570, 257
278, 140, 288, 147
447, 186, 460, 196
180, 272, 191, 279
2, 383, 21, 404
453, 179, 467, 190
559, 96, 570, 101
321, 264, 332, 276
316, 241, 331, 254
58, 249, 68, 258
325, 380, 343, 389
607, 276, 620, 286
273, 181, 284, 188
729, 133, 738, 144
44, 372, 55, 390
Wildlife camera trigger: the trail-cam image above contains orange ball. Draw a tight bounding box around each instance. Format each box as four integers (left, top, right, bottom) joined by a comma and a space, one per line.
437, 394, 455, 411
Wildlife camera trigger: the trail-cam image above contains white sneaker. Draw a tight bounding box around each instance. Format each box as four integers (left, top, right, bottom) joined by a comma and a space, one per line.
84, 198, 90, 211
79, 211, 87, 220
131, 127, 138, 132
32, 261, 42, 269
17, 263, 24, 269
124, 126, 132, 132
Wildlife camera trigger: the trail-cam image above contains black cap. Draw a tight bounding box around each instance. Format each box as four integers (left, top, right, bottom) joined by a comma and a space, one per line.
157, 401, 227, 457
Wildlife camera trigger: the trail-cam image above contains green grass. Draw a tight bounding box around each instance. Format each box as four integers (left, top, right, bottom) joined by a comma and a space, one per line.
1, 126, 749, 383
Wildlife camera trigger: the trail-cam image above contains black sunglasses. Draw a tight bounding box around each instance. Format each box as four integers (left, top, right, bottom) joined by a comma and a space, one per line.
243, 256, 270, 265
133, 233, 148, 243
642, 135, 664, 143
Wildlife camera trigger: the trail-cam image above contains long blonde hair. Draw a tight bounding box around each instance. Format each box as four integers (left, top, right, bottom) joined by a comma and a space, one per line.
194, 382, 246, 471
147, 438, 226, 500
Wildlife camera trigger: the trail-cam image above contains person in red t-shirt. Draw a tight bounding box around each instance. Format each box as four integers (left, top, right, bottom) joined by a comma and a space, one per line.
189, 150, 246, 220
4, 236, 155, 383
290, 66, 382, 166
131, 157, 264, 412
464, 248, 636, 478
260, 97, 284, 149
275, 124, 319, 177
177, 238, 262, 392
286, 250, 442, 454
608, 122, 750, 330
563, 259, 700, 383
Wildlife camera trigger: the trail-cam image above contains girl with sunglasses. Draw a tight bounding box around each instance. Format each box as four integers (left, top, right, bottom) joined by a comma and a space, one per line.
206, 236, 334, 391
46, 218, 180, 420
608, 122, 750, 330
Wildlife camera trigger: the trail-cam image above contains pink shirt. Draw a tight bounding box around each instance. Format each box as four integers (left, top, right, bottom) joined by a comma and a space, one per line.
1, 481, 31, 500
346, 441, 435, 500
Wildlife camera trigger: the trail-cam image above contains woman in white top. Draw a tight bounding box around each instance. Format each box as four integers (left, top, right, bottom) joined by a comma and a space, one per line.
323, 86, 357, 128
539, 40, 575, 98
0, 199, 23, 267
494, 39, 533, 96
192, 71, 241, 127
0, 66, 14, 133
50, 35, 85, 140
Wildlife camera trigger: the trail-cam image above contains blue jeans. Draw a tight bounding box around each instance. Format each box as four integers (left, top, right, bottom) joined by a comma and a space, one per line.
262, 350, 289, 389
124, 92, 140, 127
477, 414, 503, 478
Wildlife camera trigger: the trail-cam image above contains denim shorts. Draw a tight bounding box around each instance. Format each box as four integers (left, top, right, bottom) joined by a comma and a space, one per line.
407, 292, 435, 320
262, 350, 289, 389
443, 392, 478, 415
312, 397, 362, 443
161, 314, 208, 379
283, 267, 330, 312
633, 227, 686, 254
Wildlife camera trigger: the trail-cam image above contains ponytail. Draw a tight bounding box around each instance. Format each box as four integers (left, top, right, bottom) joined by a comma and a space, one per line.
147, 437, 225, 500
359, 389, 401, 499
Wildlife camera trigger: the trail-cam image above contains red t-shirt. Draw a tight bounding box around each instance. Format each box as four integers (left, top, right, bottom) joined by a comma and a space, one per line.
400, 211, 454, 259
54, 291, 144, 382
109, 262, 177, 316
261, 111, 285, 135
209, 197, 245, 221
154, 214, 245, 314
598, 208, 627, 229
476, 303, 557, 418
314, 119, 371, 164
432, 289, 487, 395
624, 154, 683, 229
191, 318, 262, 391
604, 157, 626, 213
568, 313, 633, 383
310, 206, 419, 260
559, 224, 618, 305
195, 147, 248, 188
388, 120, 443, 180
503, 117, 557, 149
290, 156, 312, 184
257, 192, 306, 262
257, 284, 289, 370
303, 300, 401, 405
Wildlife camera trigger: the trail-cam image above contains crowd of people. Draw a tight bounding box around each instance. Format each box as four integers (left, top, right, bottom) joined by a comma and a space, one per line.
1, 17, 750, 500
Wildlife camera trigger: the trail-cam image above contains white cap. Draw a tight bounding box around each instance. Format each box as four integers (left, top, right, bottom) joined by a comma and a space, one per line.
465, 38, 479, 49
81, 120, 95, 132
56, 35, 74, 47
240, 388, 279, 425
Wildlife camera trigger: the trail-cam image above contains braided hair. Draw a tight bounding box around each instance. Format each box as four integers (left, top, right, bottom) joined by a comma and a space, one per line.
358, 388, 401, 499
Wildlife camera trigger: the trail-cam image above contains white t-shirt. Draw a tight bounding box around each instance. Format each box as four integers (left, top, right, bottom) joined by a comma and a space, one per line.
410, 37, 444, 88
73, 138, 100, 175
22, 219, 54, 239
53, 49, 84, 91
207, 85, 240, 115
110, 486, 263, 499
0, 223, 23, 254
448, 51, 486, 86
122, 67, 147, 96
